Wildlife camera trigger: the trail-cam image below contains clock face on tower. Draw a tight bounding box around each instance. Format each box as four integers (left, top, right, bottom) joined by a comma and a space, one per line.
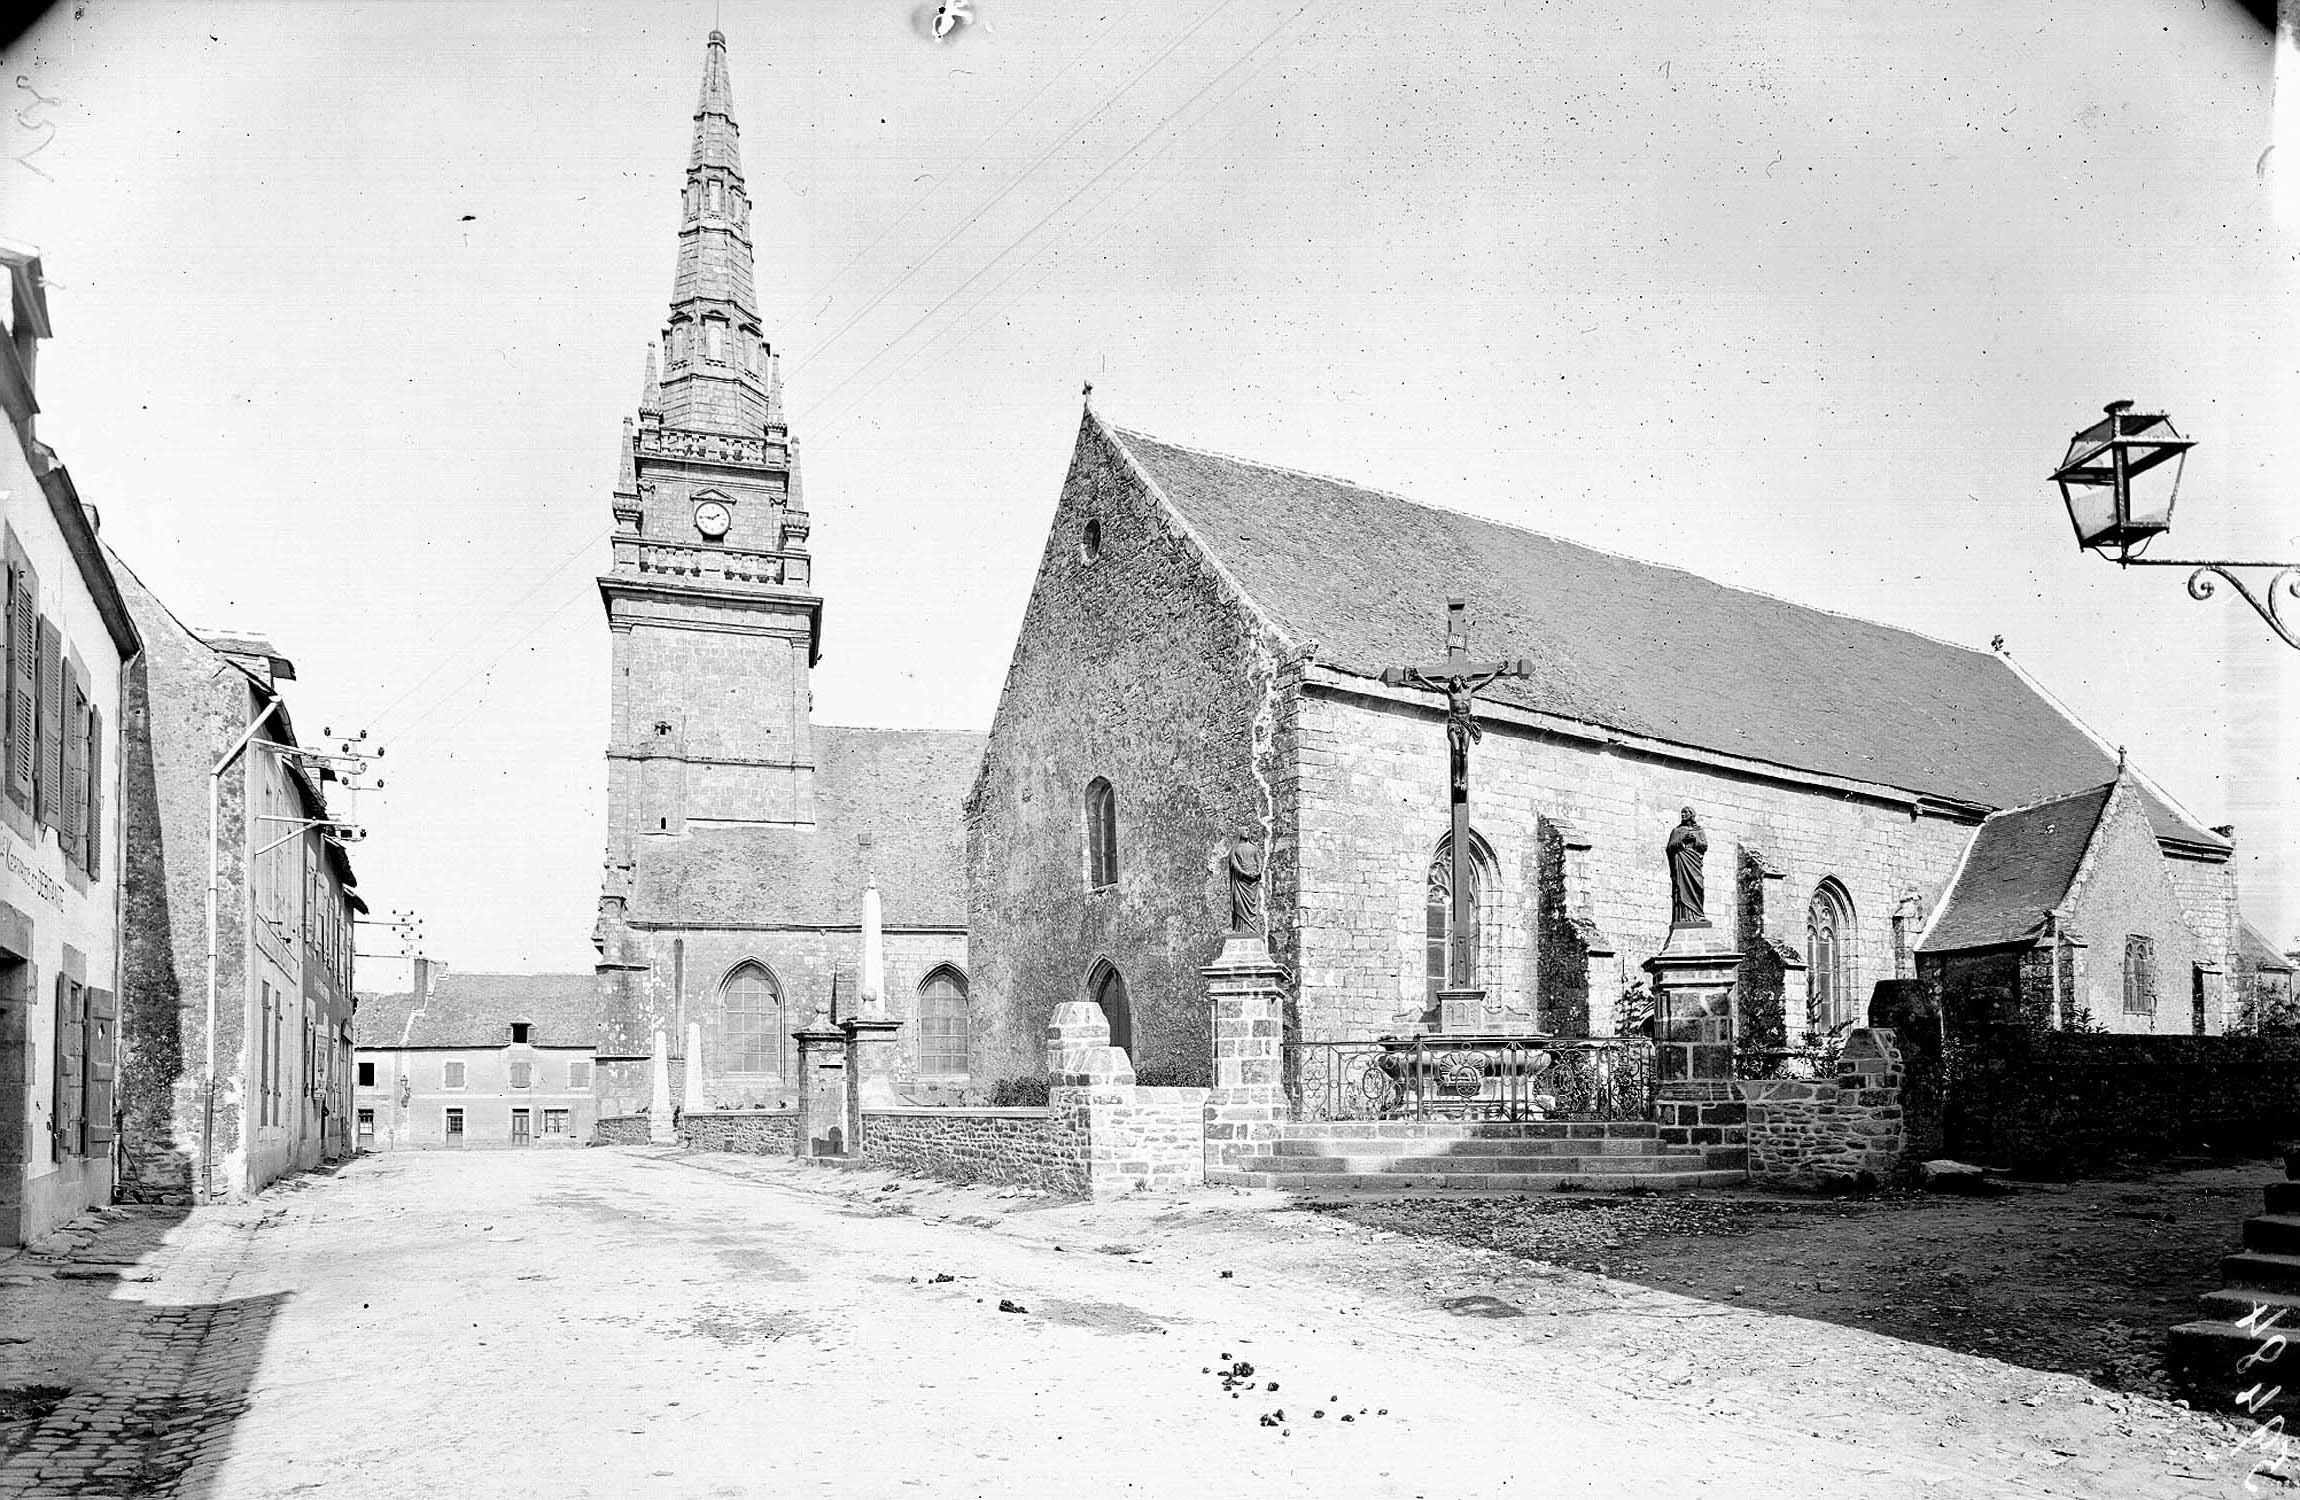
693, 500, 731, 540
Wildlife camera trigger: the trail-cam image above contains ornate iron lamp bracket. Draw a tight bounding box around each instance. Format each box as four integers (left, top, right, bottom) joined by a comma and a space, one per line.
2118, 556, 2300, 650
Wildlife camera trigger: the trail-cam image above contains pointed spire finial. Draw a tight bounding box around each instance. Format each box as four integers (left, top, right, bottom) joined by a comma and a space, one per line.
640, 345, 661, 414
614, 418, 638, 497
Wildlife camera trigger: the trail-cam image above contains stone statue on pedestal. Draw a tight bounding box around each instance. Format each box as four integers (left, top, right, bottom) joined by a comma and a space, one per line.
1666, 807, 1708, 925
1227, 830, 1266, 935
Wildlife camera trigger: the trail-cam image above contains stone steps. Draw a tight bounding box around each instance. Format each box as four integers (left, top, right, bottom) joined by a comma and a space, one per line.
1231, 1167, 1749, 1194
1270, 1136, 1679, 1159
1274, 1120, 1660, 1141
1244, 1151, 1713, 1176
2170, 1174, 2300, 1416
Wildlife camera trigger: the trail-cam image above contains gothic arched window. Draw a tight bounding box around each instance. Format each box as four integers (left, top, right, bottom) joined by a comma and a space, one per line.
917, 966, 969, 1077
704, 321, 725, 363
1806, 880, 1856, 1035
722, 962, 784, 1076
1084, 778, 1117, 890
669, 321, 690, 365
1087, 959, 1133, 1057
1425, 834, 1500, 1005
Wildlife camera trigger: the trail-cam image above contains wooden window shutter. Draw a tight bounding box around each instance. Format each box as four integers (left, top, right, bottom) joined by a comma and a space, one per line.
7, 563, 35, 811
83, 707, 102, 879
33, 618, 59, 828
83, 987, 116, 1147
52, 975, 83, 1157
59, 672, 85, 865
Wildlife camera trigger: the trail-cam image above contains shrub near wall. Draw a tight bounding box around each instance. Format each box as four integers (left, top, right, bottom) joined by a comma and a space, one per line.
1944, 1028, 2300, 1175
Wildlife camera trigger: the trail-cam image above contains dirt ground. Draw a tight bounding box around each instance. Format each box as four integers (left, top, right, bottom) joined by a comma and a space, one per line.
1314, 1158, 2279, 1400
0, 1151, 2280, 1498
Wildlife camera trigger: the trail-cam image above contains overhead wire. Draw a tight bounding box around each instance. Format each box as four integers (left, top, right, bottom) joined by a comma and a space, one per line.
798, 0, 1316, 431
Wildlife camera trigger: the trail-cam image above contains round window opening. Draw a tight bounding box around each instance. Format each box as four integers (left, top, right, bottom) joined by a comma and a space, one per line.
1081, 518, 1102, 561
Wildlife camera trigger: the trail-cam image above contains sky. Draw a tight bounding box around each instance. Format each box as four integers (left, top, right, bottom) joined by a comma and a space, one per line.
2, 0, 2294, 974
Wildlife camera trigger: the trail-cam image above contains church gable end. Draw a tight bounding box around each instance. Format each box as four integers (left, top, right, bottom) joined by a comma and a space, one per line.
965, 411, 1294, 1089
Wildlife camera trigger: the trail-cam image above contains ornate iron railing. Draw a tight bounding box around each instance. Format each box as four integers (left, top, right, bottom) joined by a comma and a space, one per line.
1283, 1036, 1655, 1123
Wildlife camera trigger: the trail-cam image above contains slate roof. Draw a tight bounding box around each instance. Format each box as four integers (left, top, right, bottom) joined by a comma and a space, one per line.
635, 725, 983, 927
1916, 782, 2115, 954
355, 968, 604, 1049
1105, 422, 2220, 848
2241, 920, 2296, 974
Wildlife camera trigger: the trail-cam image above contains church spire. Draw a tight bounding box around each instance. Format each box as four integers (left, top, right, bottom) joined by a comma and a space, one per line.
658, 29, 773, 435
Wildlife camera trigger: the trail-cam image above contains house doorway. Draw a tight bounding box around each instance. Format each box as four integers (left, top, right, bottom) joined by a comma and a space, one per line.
510, 1109, 531, 1146
444, 1108, 465, 1147
357, 1109, 375, 1149
0, 953, 26, 1246
2193, 967, 2207, 1036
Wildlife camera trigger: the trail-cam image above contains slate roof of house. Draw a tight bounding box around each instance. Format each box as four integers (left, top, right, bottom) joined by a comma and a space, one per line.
1915, 781, 2115, 954
635, 725, 983, 927
2241, 920, 2296, 974
354, 969, 604, 1049
1104, 421, 2220, 848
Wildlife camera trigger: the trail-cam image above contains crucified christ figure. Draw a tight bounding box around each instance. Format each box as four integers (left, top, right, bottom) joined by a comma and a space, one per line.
1397, 664, 1519, 795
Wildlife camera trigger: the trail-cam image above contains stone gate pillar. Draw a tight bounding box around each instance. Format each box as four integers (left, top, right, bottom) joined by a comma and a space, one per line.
1202, 931, 1286, 1176
794, 1009, 851, 1158
1644, 922, 1747, 1161
843, 1015, 904, 1125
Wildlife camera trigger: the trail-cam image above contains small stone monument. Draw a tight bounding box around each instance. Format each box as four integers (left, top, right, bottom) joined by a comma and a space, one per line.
647, 1027, 675, 1144
1226, 829, 1266, 936
843, 876, 905, 1114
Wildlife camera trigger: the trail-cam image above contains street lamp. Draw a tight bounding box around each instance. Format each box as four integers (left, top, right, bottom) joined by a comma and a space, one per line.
2049, 400, 2300, 649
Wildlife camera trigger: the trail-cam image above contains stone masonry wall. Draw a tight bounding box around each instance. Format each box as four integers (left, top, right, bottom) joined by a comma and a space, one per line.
966, 416, 1288, 1088
1292, 684, 1979, 1044
1941, 1028, 2300, 1175
593, 1114, 652, 1145
858, 1108, 1083, 1196
1736, 1028, 1905, 1187
677, 1108, 796, 1154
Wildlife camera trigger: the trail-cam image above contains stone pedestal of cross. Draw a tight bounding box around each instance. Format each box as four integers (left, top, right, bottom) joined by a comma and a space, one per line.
1381, 597, 1533, 1033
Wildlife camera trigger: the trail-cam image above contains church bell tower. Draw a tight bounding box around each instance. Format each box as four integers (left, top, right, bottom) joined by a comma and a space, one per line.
595, 30, 819, 989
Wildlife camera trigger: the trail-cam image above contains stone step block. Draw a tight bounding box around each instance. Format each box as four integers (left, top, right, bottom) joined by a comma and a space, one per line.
2265, 1181, 2300, 1216
2243, 1215, 2300, 1257
1272, 1136, 1632, 1159
2220, 1251, 2300, 1295
2168, 1320, 2300, 1416
2198, 1286, 2300, 1325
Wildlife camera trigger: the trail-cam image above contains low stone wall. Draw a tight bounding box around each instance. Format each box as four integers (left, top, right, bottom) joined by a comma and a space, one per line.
593, 1114, 652, 1145
1736, 1029, 1904, 1187
1937, 1029, 2300, 1176
680, 1109, 797, 1155
1055, 1084, 1210, 1198
859, 1107, 1082, 1195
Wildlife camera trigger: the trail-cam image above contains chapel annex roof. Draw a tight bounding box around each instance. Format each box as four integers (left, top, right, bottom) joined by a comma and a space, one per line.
1097, 417, 2221, 849
1917, 781, 2115, 954
2241, 919, 2296, 975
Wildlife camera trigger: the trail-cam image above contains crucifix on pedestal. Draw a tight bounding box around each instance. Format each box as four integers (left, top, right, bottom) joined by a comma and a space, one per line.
1381, 597, 1532, 1031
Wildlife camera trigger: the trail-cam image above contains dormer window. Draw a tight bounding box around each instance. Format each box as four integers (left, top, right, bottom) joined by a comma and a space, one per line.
510, 1022, 532, 1044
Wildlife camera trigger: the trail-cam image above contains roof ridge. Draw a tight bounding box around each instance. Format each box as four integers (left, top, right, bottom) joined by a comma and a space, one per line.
1976, 777, 2118, 823
1108, 423, 2008, 665
1993, 648, 2224, 845
815, 723, 987, 737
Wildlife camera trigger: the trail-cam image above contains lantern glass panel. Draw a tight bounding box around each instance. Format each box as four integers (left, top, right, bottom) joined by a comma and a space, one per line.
2062, 475, 2121, 548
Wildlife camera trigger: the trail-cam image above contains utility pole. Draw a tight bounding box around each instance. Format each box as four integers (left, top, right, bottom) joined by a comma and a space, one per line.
202, 713, 382, 1203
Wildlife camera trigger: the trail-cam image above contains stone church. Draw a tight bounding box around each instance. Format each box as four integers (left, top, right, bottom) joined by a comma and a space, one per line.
962, 408, 2244, 1087
590, 32, 982, 1107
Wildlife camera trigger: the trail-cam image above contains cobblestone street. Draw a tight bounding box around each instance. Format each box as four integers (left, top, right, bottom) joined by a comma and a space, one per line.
0, 1150, 2268, 1497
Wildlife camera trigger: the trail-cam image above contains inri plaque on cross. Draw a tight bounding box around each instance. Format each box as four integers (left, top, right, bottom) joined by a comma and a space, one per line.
1380, 597, 1531, 1001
